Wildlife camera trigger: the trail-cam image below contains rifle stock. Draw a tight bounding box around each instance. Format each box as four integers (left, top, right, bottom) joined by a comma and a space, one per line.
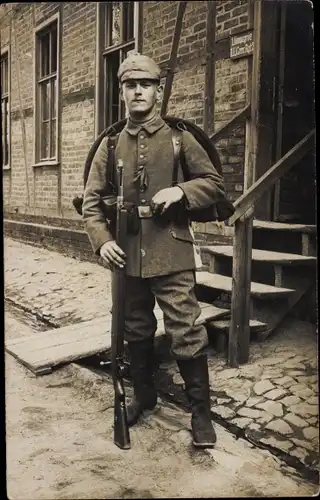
111, 160, 131, 450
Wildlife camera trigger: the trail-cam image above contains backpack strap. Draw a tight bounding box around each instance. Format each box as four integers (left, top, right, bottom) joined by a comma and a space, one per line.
171, 129, 183, 186
106, 135, 119, 193
107, 130, 186, 192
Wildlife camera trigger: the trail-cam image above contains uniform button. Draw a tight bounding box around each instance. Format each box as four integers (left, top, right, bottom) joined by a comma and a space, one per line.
140, 186, 145, 193
140, 144, 145, 149
140, 207, 149, 217
141, 249, 146, 257
139, 154, 145, 159
141, 199, 146, 204
140, 134, 145, 139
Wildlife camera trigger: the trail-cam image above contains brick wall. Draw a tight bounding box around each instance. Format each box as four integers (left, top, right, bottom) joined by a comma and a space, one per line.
0, 2, 96, 220
215, 0, 250, 203
142, 0, 250, 241
143, 0, 250, 206
60, 2, 96, 218
143, 1, 208, 127
216, 0, 249, 40
1, 5, 34, 213
2, 0, 252, 243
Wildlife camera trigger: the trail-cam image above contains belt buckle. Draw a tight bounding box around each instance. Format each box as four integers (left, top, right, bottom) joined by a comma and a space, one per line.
137, 205, 152, 218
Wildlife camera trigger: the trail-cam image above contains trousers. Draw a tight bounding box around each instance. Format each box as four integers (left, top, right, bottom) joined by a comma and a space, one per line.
115, 269, 209, 360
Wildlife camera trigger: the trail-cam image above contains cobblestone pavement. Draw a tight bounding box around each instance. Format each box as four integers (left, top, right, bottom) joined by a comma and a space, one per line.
4, 238, 319, 476
6, 312, 317, 499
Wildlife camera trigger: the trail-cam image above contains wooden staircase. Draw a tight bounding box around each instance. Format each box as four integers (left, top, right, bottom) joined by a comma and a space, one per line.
195, 221, 317, 353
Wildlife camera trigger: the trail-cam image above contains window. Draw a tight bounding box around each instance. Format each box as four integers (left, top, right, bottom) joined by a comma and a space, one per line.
1, 52, 10, 168
35, 19, 59, 163
97, 2, 140, 131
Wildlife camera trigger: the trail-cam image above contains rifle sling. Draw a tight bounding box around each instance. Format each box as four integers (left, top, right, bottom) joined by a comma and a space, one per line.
107, 135, 118, 193
172, 129, 182, 186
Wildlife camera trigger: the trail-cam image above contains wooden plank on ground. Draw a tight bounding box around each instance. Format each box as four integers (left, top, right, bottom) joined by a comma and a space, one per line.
5, 302, 230, 376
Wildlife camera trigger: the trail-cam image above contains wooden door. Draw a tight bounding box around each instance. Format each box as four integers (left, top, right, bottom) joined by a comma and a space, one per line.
272, 1, 315, 223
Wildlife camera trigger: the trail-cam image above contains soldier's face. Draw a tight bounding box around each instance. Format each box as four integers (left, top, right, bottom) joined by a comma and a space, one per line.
121, 79, 162, 117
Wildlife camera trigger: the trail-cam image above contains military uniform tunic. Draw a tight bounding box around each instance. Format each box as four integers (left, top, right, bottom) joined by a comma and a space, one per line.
82, 114, 226, 359
83, 115, 225, 278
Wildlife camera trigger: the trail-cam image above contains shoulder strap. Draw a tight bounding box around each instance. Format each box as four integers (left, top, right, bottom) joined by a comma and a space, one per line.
106, 135, 119, 193
171, 129, 183, 186
171, 128, 191, 186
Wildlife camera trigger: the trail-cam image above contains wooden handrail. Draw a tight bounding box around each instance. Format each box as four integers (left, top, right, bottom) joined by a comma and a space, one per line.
228, 129, 315, 225
210, 103, 251, 143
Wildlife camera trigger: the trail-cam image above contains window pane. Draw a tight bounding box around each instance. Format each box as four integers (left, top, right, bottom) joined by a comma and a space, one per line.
5, 132, 9, 165
50, 25, 58, 73
5, 99, 8, 164
122, 43, 135, 61
122, 2, 134, 41
1, 131, 5, 165
1, 98, 9, 165
104, 3, 111, 47
40, 121, 50, 159
1, 58, 4, 94
120, 98, 126, 120
1, 55, 8, 96
1, 100, 4, 131
51, 78, 56, 119
50, 118, 56, 158
104, 51, 120, 127
111, 2, 121, 45
40, 81, 50, 120
0, 60, 3, 95
40, 31, 50, 77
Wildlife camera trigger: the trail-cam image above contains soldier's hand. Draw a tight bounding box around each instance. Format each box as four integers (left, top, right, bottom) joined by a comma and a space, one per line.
151, 186, 185, 215
100, 240, 126, 269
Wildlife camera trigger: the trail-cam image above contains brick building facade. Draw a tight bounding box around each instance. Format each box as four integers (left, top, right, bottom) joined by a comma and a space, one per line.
1, 1, 315, 255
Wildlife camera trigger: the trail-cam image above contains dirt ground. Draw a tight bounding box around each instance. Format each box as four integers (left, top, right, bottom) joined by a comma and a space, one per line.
5, 309, 318, 499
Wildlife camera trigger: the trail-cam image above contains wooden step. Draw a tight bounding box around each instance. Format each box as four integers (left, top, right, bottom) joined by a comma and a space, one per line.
196, 271, 295, 299
252, 220, 316, 257
209, 318, 266, 334
202, 245, 316, 266
207, 318, 267, 354
253, 220, 316, 233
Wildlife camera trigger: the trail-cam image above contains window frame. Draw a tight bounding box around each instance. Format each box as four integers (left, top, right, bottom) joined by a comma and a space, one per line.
1, 46, 11, 171
95, 2, 142, 135
34, 12, 60, 167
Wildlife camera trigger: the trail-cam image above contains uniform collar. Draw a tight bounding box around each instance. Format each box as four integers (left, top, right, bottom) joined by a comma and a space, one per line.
125, 114, 166, 136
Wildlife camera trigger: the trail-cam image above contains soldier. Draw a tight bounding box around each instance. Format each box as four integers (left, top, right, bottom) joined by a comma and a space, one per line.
82, 53, 227, 448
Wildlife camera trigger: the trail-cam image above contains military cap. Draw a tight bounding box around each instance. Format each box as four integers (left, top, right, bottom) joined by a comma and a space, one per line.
117, 52, 161, 83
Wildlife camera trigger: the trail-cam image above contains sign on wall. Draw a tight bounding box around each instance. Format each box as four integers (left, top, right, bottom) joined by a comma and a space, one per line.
230, 30, 254, 60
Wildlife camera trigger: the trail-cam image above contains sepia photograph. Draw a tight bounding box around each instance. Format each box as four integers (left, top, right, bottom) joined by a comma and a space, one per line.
2, 1, 318, 498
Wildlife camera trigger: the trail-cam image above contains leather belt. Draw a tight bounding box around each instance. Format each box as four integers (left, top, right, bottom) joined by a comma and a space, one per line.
137, 205, 153, 218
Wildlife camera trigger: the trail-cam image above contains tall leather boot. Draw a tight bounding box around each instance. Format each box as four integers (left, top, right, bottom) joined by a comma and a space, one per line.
126, 338, 158, 426
177, 355, 217, 448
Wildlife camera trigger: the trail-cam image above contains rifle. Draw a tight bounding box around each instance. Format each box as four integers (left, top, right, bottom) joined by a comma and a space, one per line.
111, 159, 131, 450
